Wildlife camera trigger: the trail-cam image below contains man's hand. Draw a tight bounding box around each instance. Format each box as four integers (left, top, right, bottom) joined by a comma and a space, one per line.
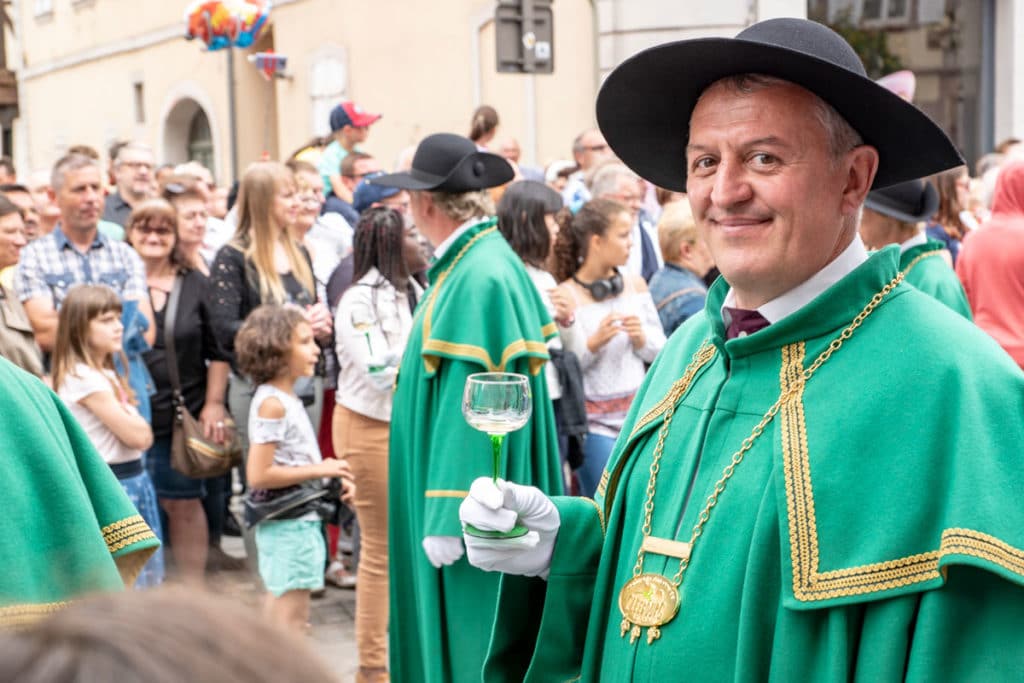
422, 536, 465, 568
460, 478, 560, 579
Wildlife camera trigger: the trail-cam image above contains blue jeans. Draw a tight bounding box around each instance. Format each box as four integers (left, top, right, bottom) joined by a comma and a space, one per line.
577, 432, 617, 498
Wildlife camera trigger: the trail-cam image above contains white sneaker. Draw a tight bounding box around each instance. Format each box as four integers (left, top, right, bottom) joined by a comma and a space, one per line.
324, 560, 357, 589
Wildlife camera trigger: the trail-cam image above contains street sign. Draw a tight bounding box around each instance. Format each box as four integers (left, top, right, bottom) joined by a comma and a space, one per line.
495, 0, 554, 74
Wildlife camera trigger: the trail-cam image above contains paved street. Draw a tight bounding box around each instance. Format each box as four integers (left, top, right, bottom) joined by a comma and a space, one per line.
218, 536, 359, 679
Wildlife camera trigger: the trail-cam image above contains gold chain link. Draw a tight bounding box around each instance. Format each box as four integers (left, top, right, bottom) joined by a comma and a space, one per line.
630, 271, 905, 587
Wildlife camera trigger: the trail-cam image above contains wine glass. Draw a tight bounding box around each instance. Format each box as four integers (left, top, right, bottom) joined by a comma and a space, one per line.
462, 372, 531, 538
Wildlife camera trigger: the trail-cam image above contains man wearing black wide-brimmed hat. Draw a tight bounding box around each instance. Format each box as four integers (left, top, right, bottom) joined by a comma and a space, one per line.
459, 17, 1024, 681
860, 178, 972, 318
370, 133, 564, 683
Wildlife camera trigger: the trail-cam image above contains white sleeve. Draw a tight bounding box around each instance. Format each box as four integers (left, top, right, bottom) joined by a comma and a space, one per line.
249, 393, 287, 444
59, 366, 113, 404
635, 292, 667, 364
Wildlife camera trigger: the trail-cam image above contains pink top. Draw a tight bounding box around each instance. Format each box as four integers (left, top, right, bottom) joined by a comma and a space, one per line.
956, 162, 1024, 368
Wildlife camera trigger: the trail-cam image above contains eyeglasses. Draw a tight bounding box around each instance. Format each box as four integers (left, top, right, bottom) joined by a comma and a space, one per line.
118, 161, 154, 171
134, 225, 174, 237
580, 144, 608, 153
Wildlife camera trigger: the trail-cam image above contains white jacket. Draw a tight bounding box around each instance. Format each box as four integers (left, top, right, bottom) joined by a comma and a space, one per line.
334, 267, 421, 421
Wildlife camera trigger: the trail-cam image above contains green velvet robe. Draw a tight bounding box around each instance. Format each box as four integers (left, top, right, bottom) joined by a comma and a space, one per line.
900, 239, 972, 320
487, 247, 1024, 682
389, 219, 564, 682
0, 358, 159, 627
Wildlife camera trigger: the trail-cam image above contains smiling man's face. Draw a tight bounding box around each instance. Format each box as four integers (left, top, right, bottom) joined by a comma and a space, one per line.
686, 79, 862, 308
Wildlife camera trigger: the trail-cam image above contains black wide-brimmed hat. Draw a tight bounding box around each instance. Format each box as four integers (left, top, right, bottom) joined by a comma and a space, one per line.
596, 18, 963, 192
864, 179, 939, 223
370, 133, 514, 193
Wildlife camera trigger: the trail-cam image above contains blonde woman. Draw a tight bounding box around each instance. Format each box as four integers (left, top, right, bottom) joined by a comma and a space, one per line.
207, 162, 333, 482
647, 201, 715, 336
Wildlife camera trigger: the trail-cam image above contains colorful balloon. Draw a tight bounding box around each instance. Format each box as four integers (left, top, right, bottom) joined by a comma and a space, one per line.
184, 0, 271, 51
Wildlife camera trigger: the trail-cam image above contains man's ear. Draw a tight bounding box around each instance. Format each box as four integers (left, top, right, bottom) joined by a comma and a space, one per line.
840, 145, 880, 217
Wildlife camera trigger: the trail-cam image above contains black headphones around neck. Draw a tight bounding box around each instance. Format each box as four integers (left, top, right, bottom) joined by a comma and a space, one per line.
573, 269, 624, 302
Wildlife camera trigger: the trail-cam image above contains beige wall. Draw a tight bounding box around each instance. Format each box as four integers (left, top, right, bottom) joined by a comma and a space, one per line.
13, 0, 597, 185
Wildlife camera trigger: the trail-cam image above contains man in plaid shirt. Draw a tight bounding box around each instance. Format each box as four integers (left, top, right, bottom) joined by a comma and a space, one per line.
15, 152, 154, 352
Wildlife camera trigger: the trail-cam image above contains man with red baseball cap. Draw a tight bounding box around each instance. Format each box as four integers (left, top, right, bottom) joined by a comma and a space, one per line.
318, 100, 381, 204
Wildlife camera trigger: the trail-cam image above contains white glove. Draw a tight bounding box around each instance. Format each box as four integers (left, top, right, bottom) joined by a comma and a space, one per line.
459, 477, 560, 579
422, 535, 465, 568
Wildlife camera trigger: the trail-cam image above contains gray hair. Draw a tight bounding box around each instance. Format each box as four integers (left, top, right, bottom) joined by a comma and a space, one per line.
427, 189, 495, 223
114, 142, 154, 165
700, 74, 864, 163
589, 162, 639, 198
51, 153, 102, 192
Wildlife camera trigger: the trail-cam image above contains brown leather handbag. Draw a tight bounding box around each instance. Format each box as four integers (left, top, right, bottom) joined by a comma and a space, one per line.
164, 275, 242, 478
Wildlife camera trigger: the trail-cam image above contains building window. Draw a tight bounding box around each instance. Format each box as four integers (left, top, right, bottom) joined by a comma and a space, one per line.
33, 0, 53, 17
133, 83, 145, 124
187, 109, 214, 178
826, 0, 910, 24
309, 52, 348, 137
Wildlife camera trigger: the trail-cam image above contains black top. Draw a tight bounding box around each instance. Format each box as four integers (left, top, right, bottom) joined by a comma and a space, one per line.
207, 243, 318, 374
101, 191, 132, 228
144, 269, 228, 438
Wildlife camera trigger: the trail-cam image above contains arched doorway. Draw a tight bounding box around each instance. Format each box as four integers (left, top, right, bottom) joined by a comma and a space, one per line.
163, 97, 217, 179
187, 109, 214, 175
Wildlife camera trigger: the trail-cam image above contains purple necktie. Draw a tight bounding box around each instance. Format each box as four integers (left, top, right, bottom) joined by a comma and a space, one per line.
724, 307, 770, 340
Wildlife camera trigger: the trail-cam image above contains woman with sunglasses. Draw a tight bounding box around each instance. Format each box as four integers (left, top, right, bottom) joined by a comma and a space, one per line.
127, 198, 231, 584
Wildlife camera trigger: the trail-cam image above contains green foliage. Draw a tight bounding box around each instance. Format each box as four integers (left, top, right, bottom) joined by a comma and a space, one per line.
827, 8, 904, 78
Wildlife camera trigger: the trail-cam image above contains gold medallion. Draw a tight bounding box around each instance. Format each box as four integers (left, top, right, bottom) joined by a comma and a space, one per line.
618, 573, 680, 645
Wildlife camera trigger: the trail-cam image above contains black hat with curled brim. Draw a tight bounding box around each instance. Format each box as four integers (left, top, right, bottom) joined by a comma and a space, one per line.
595, 18, 964, 192
369, 133, 514, 193
865, 179, 940, 223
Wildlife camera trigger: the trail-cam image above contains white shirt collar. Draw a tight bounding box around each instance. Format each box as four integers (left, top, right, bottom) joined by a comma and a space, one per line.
432, 216, 488, 261
722, 236, 868, 325
898, 231, 927, 253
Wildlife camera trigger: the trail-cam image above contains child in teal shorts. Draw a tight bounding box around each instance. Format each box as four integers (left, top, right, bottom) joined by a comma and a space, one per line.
236, 305, 354, 633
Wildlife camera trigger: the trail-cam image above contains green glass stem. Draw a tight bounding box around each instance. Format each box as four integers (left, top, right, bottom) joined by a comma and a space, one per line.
364, 331, 374, 356
490, 433, 503, 483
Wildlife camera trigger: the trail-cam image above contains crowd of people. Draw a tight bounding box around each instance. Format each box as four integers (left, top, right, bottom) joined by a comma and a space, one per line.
4, 14, 1024, 682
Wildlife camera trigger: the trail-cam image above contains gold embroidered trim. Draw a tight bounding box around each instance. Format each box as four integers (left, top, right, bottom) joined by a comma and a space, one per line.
629, 343, 716, 438
0, 600, 67, 628
419, 225, 548, 375
102, 515, 157, 554
424, 490, 469, 498
422, 338, 549, 375
595, 470, 610, 498
541, 321, 558, 338
901, 248, 943, 278
582, 497, 606, 535
780, 343, 1024, 601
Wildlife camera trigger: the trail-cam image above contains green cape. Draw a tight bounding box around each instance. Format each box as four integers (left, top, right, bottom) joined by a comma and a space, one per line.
900, 239, 972, 319
389, 220, 564, 682
0, 358, 159, 627
487, 247, 1024, 681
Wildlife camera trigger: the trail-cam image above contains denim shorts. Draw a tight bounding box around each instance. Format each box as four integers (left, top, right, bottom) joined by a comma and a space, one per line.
255, 519, 326, 597
145, 435, 206, 500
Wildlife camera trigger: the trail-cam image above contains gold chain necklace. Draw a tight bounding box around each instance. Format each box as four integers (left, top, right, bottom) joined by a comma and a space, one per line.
618, 271, 905, 646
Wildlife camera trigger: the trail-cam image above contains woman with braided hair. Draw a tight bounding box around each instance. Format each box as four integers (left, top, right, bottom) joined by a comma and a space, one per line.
332, 206, 427, 683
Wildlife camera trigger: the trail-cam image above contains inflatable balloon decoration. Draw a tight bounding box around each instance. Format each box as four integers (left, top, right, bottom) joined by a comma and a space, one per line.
184, 0, 271, 51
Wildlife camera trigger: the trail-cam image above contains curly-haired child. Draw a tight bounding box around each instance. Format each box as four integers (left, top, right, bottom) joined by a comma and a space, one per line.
236, 304, 354, 632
